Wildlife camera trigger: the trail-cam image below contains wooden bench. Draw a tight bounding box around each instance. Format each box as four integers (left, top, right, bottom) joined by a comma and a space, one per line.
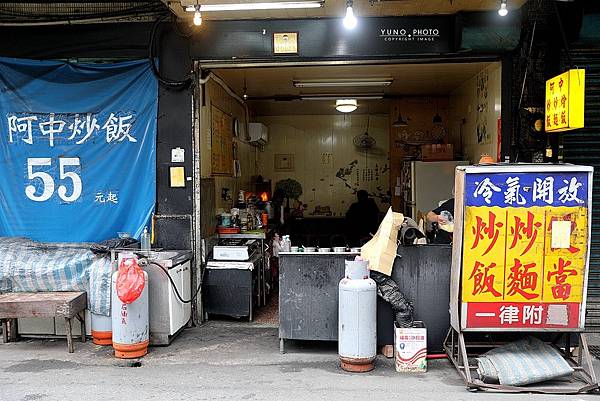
0, 292, 87, 353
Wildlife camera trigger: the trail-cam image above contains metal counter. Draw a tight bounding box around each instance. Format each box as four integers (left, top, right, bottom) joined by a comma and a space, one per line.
378, 244, 452, 353
278, 246, 452, 354
278, 252, 357, 352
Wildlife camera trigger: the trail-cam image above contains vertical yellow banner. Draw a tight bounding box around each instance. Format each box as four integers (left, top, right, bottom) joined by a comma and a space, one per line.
503, 207, 545, 302
542, 206, 588, 303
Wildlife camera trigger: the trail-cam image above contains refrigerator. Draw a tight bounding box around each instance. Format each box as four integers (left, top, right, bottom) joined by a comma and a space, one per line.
402, 160, 469, 219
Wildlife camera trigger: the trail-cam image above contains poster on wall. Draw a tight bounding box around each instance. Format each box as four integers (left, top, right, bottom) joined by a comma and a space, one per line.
476, 69, 490, 145
0, 57, 157, 242
453, 165, 592, 331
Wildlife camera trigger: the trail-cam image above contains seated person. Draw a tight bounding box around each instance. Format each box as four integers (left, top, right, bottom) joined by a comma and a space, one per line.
346, 190, 380, 246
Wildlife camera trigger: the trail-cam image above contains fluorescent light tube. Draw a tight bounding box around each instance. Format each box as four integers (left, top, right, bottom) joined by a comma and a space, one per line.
188, 1, 324, 12
300, 94, 384, 100
294, 79, 393, 88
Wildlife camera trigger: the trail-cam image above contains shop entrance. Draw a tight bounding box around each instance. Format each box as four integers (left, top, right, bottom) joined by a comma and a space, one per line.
195, 59, 503, 328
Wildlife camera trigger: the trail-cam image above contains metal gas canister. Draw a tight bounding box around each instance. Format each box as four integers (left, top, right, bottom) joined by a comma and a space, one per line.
111, 253, 149, 359
338, 258, 377, 372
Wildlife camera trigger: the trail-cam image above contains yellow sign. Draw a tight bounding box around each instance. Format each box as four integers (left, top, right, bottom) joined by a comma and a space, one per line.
273, 32, 298, 55
169, 166, 185, 188
461, 205, 588, 304
545, 69, 585, 132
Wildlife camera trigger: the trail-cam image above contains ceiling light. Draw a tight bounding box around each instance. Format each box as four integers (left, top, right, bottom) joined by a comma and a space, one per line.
293, 78, 393, 88
498, 0, 508, 16
301, 94, 383, 100
242, 75, 248, 100
185, 5, 196, 12
193, 8, 202, 25
336, 99, 358, 113
343, 0, 357, 30
185, 1, 323, 12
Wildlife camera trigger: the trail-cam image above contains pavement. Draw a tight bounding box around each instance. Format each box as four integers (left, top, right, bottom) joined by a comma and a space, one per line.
1, 321, 600, 401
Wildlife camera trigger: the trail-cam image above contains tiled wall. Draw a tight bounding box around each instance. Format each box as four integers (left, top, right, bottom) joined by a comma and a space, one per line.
255, 114, 390, 216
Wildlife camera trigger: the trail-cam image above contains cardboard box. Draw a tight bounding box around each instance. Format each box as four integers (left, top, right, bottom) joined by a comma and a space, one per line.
395, 321, 427, 373
421, 144, 453, 161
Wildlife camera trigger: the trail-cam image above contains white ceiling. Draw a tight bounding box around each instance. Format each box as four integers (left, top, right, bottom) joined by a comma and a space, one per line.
213, 61, 493, 97
210, 61, 497, 115
165, 0, 527, 21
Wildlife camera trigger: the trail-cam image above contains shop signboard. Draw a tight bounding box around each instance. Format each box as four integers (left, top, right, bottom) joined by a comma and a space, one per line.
545, 69, 585, 132
0, 57, 157, 242
193, 16, 454, 61
450, 165, 592, 332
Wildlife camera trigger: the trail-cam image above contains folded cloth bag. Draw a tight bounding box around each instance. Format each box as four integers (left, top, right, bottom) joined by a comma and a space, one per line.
476, 336, 574, 386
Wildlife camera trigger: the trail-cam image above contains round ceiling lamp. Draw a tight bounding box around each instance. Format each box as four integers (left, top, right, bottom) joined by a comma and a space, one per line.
336, 99, 358, 113
193, 6, 203, 25
498, 0, 508, 16
343, 0, 357, 30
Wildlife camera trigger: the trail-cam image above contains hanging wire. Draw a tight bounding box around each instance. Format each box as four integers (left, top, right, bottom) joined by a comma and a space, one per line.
148, 15, 193, 90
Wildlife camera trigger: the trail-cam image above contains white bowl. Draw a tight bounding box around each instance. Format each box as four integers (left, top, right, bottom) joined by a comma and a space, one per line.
303, 247, 317, 252
350, 247, 361, 253
318, 248, 331, 253
333, 247, 347, 253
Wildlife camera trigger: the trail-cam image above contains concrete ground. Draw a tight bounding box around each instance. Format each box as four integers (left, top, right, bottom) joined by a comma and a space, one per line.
1, 321, 600, 401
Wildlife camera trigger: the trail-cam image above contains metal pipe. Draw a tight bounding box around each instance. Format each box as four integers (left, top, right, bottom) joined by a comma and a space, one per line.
427, 353, 448, 360
0, 16, 157, 26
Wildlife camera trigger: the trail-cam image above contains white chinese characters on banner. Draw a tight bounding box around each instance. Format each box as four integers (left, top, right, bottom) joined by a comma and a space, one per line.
504, 176, 526, 205
473, 178, 501, 204
472, 175, 586, 207
533, 177, 554, 204
94, 191, 119, 204
558, 177, 584, 204
7, 112, 137, 146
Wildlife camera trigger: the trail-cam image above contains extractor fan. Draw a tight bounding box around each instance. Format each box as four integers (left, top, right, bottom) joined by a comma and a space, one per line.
353, 116, 376, 150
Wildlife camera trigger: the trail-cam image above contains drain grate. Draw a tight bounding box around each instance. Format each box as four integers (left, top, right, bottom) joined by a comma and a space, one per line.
588, 345, 600, 359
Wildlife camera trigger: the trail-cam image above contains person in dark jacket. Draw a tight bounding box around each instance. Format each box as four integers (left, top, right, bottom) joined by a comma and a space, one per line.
346, 190, 380, 246
426, 198, 454, 244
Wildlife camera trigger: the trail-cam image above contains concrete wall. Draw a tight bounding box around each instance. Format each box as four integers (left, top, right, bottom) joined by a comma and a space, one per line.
448, 62, 502, 163
255, 114, 390, 216
199, 79, 257, 214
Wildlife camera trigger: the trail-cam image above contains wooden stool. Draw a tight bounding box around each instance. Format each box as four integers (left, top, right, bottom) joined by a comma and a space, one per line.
0, 292, 87, 353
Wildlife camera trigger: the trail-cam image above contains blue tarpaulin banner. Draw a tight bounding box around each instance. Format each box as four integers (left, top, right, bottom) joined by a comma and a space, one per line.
0, 57, 157, 242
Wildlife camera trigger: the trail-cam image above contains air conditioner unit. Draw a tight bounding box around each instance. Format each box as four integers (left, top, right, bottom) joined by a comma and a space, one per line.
248, 123, 268, 145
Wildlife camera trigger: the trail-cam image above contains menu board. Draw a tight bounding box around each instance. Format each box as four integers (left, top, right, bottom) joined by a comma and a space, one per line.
211, 105, 233, 176
456, 167, 592, 331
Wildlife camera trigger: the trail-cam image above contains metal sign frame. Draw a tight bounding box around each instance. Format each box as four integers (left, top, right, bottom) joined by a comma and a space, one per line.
446, 163, 598, 393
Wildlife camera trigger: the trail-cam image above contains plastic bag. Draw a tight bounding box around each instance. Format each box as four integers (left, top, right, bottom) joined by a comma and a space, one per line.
116, 256, 145, 304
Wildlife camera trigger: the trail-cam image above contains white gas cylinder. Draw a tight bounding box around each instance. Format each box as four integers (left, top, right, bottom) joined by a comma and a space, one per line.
111, 253, 149, 359
339, 259, 377, 372
91, 312, 112, 346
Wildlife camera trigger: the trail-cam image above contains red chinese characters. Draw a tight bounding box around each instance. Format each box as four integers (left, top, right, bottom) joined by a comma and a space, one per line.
471, 210, 503, 256
469, 261, 502, 298
506, 258, 539, 300
547, 258, 578, 300
509, 211, 542, 256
